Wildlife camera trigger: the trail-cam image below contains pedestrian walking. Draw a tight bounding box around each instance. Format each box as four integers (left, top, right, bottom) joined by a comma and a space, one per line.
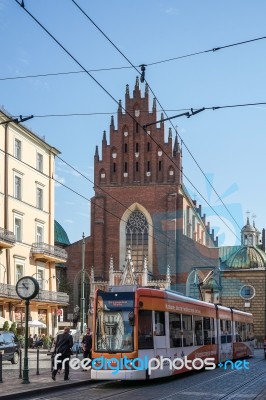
81, 327, 92, 370
52, 327, 73, 381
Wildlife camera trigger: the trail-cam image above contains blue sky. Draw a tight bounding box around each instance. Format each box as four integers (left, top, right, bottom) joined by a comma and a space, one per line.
1, 0, 266, 245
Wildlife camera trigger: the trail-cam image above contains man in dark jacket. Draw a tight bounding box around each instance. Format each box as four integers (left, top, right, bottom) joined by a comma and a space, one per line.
82, 327, 92, 359
52, 327, 73, 381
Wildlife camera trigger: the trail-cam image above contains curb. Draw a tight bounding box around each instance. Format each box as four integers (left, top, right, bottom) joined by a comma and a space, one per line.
0, 378, 95, 400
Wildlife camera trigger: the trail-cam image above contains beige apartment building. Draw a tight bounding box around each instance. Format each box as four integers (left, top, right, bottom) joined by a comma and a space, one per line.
0, 109, 68, 337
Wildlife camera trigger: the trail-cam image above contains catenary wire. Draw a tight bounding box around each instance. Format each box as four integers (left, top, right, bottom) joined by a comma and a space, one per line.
14, 0, 241, 242
70, 1, 244, 233
1, 32, 266, 81
7, 103, 266, 120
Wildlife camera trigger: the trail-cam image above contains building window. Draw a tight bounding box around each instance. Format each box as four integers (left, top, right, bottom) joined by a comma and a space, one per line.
14, 217, 22, 242
147, 142, 150, 152
113, 163, 116, 173
37, 268, 44, 289
135, 143, 139, 152
159, 161, 162, 171
147, 161, 150, 172
36, 153, 43, 172
16, 263, 23, 283
124, 143, 128, 153
136, 162, 139, 172
14, 175, 22, 200
36, 225, 44, 243
36, 187, 43, 210
124, 162, 128, 173
240, 285, 255, 300
126, 211, 148, 269
14, 139, 21, 160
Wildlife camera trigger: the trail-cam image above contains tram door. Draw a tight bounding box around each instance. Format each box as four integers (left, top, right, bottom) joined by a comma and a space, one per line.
153, 311, 167, 356
219, 319, 233, 362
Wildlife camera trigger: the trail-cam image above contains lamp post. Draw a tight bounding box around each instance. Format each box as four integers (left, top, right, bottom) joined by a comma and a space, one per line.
15, 276, 39, 384
80, 233, 86, 334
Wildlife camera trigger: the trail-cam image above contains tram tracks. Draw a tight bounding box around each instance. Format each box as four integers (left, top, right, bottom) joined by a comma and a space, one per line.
29, 357, 266, 400
88, 357, 266, 400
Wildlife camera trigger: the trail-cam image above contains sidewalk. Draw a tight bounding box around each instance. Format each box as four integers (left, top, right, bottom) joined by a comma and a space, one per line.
0, 351, 92, 399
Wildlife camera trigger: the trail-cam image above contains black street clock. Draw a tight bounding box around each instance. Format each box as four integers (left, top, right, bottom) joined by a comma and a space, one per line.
16, 276, 39, 300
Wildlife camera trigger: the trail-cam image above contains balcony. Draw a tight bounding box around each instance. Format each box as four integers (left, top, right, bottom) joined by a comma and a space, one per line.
31, 242, 68, 263
0, 283, 69, 305
0, 227, 16, 250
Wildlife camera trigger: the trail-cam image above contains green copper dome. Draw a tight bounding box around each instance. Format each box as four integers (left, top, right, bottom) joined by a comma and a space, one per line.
54, 220, 70, 246
226, 246, 266, 269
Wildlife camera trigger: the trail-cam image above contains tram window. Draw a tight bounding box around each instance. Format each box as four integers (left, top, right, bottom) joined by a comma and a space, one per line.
226, 320, 232, 334
247, 323, 254, 341
235, 322, 242, 342
203, 317, 212, 345
169, 313, 182, 347
182, 314, 193, 346
210, 318, 216, 344
138, 310, 153, 349
242, 323, 247, 341
155, 311, 165, 336
194, 316, 203, 346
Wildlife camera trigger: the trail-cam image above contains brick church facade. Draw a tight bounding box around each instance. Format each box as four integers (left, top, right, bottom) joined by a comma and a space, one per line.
64, 78, 219, 326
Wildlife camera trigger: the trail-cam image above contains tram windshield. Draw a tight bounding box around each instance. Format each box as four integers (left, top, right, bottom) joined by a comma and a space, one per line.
95, 291, 134, 352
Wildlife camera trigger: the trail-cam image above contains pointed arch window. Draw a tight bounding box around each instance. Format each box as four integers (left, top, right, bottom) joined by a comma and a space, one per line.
99, 168, 106, 183
126, 211, 148, 269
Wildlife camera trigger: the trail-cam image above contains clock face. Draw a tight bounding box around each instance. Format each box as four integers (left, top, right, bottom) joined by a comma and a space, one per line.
16, 276, 39, 300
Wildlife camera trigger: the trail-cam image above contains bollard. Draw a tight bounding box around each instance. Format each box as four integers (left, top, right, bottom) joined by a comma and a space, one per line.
36, 347, 40, 375
0, 352, 2, 383
19, 349, 22, 379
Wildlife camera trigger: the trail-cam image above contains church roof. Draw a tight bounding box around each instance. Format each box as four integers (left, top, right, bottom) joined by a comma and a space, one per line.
225, 246, 266, 269
54, 220, 70, 246
241, 217, 256, 233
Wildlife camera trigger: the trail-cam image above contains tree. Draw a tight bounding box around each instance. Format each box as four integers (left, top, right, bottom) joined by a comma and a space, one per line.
9, 322, 17, 335
3, 321, 9, 331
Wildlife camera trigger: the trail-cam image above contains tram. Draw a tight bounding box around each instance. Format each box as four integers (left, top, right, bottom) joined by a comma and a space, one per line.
91, 286, 254, 380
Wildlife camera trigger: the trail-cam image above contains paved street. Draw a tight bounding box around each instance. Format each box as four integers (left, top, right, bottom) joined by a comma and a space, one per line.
8, 349, 265, 400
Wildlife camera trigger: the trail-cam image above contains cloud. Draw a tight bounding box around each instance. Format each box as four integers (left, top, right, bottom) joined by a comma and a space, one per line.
164, 7, 179, 16
54, 174, 65, 187
76, 212, 89, 218
64, 219, 74, 224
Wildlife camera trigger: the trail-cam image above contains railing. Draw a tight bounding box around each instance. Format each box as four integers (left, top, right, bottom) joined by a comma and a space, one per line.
37, 289, 69, 304
0, 227, 16, 244
0, 283, 69, 304
31, 242, 67, 261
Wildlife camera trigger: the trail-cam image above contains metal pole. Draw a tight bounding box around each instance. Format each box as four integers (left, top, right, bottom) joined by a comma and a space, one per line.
22, 299, 30, 384
81, 233, 85, 334
0, 352, 2, 383
19, 349, 22, 378
36, 347, 40, 375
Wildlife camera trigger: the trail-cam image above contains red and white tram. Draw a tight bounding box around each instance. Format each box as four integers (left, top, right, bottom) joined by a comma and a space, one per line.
91, 286, 254, 380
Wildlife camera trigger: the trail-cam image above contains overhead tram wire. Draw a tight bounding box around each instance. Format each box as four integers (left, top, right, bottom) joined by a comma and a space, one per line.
15, 1, 241, 243
8, 103, 266, 120
1, 32, 266, 81
71, 1, 243, 237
